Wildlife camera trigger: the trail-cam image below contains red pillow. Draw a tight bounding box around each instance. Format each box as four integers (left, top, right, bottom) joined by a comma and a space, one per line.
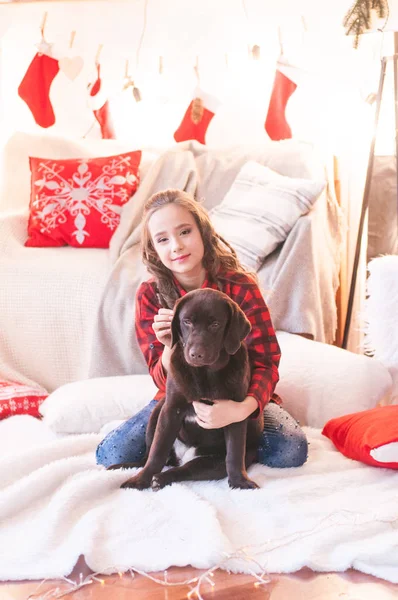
0, 380, 48, 420
322, 405, 398, 469
25, 150, 141, 248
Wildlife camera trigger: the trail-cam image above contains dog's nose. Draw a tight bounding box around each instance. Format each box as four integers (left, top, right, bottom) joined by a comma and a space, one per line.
189, 348, 204, 361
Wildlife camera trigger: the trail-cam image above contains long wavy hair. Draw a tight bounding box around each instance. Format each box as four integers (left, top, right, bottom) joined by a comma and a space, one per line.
141, 189, 255, 308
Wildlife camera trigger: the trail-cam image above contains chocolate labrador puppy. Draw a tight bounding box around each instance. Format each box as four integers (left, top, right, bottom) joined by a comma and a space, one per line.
109, 288, 263, 490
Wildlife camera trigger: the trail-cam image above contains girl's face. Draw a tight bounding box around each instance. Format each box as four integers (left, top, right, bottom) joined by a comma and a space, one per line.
148, 203, 205, 281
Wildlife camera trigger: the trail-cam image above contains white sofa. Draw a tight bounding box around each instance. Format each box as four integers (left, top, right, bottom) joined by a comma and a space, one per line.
0, 132, 392, 429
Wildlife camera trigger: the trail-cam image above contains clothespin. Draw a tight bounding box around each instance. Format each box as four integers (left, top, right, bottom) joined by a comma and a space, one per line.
40, 12, 48, 41
191, 56, 203, 123
95, 44, 103, 65
69, 30, 76, 49
124, 58, 130, 81
158, 55, 164, 75
123, 59, 141, 102
248, 44, 260, 60
300, 15, 308, 46
277, 26, 284, 58
194, 55, 200, 85
251, 44, 261, 60
123, 59, 134, 91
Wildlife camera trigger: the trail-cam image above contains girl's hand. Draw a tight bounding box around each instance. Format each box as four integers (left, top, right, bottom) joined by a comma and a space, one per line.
193, 399, 243, 429
152, 308, 174, 348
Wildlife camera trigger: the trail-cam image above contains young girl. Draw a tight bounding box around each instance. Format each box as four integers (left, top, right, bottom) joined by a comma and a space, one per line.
96, 189, 308, 469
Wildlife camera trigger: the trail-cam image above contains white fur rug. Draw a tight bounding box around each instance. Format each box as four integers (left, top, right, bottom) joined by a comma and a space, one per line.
365, 255, 398, 402
0, 415, 397, 583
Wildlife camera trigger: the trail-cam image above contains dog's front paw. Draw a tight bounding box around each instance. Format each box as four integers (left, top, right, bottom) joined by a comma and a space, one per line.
228, 476, 259, 490
151, 472, 171, 491
120, 472, 152, 490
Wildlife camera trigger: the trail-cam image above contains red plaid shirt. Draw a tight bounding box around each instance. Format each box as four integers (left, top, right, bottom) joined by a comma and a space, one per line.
135, 270, 281, 414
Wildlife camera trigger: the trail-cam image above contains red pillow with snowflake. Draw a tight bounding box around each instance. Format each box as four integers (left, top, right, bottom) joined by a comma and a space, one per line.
0, 380, 48, 420
25, 150, 141, 248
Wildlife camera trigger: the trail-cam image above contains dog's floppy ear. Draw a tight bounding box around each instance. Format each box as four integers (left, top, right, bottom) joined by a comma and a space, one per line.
170, 296, 186, 348
224, 299, 251, 355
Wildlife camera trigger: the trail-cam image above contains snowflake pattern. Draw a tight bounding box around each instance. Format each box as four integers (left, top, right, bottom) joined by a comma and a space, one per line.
0, 380, 47, 419
0, 397, 45, 417
30, 153, 139, 245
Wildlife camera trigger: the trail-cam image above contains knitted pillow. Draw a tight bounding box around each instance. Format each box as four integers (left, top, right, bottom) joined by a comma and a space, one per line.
0, 380, 48, 420
25, 150, 141, 248
209, 161, 325, 270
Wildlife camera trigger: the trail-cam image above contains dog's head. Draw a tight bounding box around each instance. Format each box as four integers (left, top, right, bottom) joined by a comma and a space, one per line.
170, 288, 251, 367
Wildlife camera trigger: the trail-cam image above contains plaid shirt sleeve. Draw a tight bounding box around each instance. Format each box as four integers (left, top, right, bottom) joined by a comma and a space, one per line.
135, 281, 167, 395
227, 276, 281, 415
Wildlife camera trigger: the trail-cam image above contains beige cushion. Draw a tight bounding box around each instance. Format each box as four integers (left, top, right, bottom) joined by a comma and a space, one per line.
210, 161, 325, 270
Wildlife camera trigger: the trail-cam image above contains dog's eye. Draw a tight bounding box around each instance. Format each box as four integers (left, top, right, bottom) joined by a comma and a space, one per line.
183, 318, 191, 326
210, 321, 220, 329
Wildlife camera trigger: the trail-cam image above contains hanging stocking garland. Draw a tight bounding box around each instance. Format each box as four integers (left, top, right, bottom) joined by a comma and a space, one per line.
18, 41, 60, 129
174, 88, 220, 145
264, 68, 297, 141
88, 63, 116, 139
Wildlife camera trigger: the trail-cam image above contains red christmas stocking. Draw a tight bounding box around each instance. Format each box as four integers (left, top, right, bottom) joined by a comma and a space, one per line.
174, 89, 219, 145
265, 69, 297, 141
18, 52, 60, 128
88, 64, 116, 139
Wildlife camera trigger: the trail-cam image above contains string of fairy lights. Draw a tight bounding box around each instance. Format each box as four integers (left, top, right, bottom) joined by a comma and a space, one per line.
26, 548, 271, 600
24, 507, 398, 599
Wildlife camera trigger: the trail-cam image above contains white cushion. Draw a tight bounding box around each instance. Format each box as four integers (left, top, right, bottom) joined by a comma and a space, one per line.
39, 375, 158, 434
0, 131, 160, 213
209, 161, 325, 270
364, 254, 398, 403
276, 332, 393, 428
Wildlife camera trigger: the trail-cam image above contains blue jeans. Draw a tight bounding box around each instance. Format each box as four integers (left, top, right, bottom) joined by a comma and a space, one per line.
96, 399, 308, 469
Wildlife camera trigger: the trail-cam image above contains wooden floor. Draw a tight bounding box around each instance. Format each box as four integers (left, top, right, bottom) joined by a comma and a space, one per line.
2, 556, 397, 600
